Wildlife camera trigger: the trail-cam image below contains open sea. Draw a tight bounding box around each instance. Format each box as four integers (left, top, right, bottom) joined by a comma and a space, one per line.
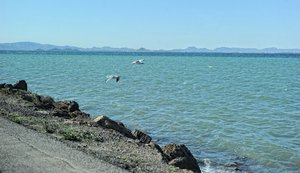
1, 51, 299, 173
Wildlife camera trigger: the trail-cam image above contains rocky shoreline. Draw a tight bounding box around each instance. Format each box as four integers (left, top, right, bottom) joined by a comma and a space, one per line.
0, 80, 201, 173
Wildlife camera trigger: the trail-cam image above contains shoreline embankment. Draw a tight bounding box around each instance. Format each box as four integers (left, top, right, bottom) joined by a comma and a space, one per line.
0, 80, 201, 173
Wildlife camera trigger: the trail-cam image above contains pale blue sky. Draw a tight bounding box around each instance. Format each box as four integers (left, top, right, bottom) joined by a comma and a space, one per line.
1, 0, 300, 49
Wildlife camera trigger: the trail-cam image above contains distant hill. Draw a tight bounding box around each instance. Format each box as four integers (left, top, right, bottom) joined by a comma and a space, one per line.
170, 46, 211, 53
0, 42, 300, 53
0, 42, 136, 52
0, 42, 80, 51
212, 47, 300, 53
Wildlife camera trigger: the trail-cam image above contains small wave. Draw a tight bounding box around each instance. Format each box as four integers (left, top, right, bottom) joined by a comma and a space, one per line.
201, 159, 240, 173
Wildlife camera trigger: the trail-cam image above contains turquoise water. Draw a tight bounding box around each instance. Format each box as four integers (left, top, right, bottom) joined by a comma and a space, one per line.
1, 52, 300, 173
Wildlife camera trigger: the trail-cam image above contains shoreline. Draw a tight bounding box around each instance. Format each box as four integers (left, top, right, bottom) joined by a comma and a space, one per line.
0, 80, 201, 173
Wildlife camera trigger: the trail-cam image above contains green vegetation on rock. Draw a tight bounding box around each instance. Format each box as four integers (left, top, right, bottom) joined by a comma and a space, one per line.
60, 127, 95, 142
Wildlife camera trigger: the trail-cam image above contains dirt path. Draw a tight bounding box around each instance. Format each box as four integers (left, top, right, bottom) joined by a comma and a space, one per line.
0, 117, 129, 173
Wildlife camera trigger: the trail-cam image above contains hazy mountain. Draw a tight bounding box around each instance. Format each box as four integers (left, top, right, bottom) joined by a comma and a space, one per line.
214, 47, 259, 53
0, 42, 80, 51
213, 47, 300, 53
0, 42, 138, 52
84, 46, 135, 52
170, 46, 211, 52
0, 42, 300, 53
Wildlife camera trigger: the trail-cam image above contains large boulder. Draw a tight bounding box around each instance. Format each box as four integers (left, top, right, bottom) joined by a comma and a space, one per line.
162, 144, 201, 173
132, 129, 152, 144
4, 84, 13, 90
52, 101, 87, 118
68, 101, 80, 112
54, 101, 80, 112
93, 116, 135, 138
54, 101, 70, 110
0, 83, 5, 89
21, 93, 55, 109
13, 80, 27, 91
39, 96, 55, 109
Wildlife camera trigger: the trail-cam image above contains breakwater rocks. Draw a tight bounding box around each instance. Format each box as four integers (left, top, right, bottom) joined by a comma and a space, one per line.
0, 80, 201, 173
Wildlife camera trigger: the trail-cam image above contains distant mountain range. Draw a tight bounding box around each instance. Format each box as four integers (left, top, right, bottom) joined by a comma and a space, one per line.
1, 42, 300, 53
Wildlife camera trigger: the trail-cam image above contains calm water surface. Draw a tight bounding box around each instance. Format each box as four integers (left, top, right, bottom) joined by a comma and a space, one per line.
1, 52, 300, 173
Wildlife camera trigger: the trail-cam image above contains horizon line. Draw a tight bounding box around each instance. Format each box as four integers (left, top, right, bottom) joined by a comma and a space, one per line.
1, 41, 300, 52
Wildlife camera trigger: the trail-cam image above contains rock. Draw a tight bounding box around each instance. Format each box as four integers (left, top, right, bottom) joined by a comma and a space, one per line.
54, 101, 70, 110
132, 129, 152, 144
68, 101, 80, 112
21, 94, 33, 102
146, 142, 169, 162
0, 83, 5, 89
52, 110, 71, 118
13, 80, 27, 91
52, 100, 88, 119
21, 93, 54, 109
4, 84, 13, 89
148, 142, 164, 153
162, 144, 201, 173
39, 96, 55, 109
70, 111, 90, 119
93, 116, 135, 138
54, 101, 80, 112
52, 109, 87, 119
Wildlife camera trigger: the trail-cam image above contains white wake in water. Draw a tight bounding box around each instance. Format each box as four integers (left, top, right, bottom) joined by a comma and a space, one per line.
201, 159, 240, 173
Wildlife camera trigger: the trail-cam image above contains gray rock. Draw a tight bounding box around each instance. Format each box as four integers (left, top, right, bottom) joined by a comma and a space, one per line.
70, 111, 90, 119
54, 101, 80, 112
4, 84, 13, 89
93, 116, 135, 138
0, 83, 5, 89
132, 129, 152, 144
39, 96, 55, 109
68, 101, 80, 112
21, 93, 54, 109
162, 144, 201, 173
54, 101, 69, 110
52, 110, 71, 118
13, 80, 27, 91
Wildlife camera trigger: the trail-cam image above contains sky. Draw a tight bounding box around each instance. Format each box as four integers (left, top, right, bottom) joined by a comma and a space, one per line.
1, 0, 300, 49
